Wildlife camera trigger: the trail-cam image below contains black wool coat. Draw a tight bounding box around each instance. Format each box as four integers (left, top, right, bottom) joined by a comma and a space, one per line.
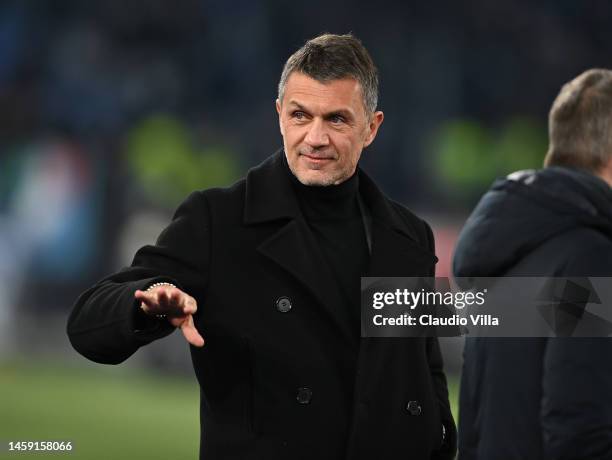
68, 151, 457, 460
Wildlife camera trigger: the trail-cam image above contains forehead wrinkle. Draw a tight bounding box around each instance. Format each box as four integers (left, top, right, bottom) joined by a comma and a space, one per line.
283, 73, 364, 115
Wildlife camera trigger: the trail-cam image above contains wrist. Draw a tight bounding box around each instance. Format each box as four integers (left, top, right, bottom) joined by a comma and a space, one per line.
147, 282, 177, 291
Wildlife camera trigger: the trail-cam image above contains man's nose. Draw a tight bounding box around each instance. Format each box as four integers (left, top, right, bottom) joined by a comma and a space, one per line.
304, 118, 330, 148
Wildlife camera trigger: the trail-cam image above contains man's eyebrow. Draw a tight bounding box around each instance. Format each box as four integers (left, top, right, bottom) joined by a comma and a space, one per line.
287, 101, 354, 118
287, 101, 309, 111
324, 109, 353, 119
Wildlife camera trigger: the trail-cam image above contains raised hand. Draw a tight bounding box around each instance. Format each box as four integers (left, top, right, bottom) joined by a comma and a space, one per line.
134, 285, 205, 347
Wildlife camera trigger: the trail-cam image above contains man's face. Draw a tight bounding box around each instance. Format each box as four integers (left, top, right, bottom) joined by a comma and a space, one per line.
276, 72, 384, 186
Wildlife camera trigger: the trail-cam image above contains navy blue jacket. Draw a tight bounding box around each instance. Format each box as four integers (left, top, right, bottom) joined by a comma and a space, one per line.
454, 167, 612, 460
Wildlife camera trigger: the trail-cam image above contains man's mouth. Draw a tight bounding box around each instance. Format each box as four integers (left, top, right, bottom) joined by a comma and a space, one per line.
300, 152, 335, 163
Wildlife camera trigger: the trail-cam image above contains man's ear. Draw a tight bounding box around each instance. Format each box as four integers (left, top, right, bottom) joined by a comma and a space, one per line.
363, 111, 384, 148
276, 98, 284, 136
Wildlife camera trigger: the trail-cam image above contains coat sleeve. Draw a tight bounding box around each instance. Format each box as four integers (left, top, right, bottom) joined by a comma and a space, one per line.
423, 219, 458, 459
541, 243, 612, 460
66, 191, 211, 365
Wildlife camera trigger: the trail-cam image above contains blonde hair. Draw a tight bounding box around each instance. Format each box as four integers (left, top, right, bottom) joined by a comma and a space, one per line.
545, 68, 612, 173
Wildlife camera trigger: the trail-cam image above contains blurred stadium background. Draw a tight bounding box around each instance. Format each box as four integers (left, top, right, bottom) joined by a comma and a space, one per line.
1, 0, 611, 458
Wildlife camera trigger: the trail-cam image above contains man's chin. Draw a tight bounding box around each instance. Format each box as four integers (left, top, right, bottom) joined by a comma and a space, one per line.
294, 169, 350, 187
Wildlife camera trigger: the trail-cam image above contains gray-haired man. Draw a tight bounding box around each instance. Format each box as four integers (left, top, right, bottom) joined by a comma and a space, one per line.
69, 33, 457, 460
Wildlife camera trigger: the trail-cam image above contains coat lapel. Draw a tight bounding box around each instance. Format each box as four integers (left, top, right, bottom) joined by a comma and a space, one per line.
351, 171, 439, 411
367, 222, 438, 276
358, 170, 438, 277
244, 151, 356, 343
257, 217, 354, 340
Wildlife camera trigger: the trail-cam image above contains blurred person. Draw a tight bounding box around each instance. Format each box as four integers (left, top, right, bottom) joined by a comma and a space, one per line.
68, 33, 456, 460
0, 144, 99, 355
454, 69, 612, 460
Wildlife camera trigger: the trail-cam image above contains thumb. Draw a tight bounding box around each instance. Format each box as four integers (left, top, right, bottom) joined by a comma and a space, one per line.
179, 315, 205, 348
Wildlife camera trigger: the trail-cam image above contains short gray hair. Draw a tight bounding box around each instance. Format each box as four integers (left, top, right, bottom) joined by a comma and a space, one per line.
545, 68, 612, 173
278, 33, 379, 115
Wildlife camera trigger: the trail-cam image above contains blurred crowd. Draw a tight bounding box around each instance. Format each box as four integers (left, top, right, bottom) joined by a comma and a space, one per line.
1, 0, 611, 348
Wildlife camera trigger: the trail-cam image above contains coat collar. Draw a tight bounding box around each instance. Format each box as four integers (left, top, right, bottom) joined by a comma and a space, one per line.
244, 150, 299, 224
244, 150, 420, 243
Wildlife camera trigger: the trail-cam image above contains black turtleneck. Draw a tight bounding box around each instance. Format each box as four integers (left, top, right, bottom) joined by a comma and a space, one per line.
285, 159, 370, 337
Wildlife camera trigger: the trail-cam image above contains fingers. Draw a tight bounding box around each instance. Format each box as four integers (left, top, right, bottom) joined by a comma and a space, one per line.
135, 289, 155, 306
134, 286, 203, 347
179, 315, 205, 347
181, 295, 198, 315
134, 286, 197, 317
156, 287, 181, 310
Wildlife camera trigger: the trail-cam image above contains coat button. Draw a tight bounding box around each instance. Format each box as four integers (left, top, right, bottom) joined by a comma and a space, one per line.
406, 400, 422, 416
296, 387, 312, 404
276, 296, 292, 313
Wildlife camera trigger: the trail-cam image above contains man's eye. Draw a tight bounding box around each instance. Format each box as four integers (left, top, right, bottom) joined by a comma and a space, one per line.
329, 115, 345, 124
292, 111, 306, 120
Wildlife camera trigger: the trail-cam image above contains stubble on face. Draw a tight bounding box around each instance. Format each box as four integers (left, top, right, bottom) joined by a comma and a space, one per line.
277, 72, 373, 186
294, 150, 350, 186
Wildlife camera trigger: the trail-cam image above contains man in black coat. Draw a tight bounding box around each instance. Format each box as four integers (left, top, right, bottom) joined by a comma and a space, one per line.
68, 33, 456, 459
454, 69, 612, 460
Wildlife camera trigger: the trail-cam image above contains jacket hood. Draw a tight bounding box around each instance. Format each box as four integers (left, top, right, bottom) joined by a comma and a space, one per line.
453, 166, 612, 277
